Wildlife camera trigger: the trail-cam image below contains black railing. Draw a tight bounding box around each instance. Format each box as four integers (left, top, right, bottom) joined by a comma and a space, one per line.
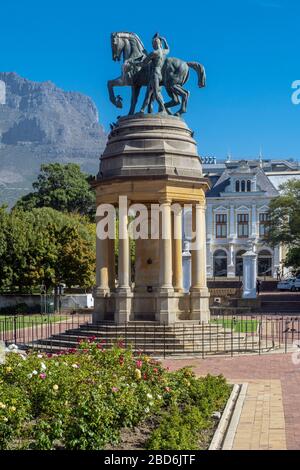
0, 312, 300, 358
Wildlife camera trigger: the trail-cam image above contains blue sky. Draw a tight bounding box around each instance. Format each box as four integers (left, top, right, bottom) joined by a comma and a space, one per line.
1, 0, 299, 160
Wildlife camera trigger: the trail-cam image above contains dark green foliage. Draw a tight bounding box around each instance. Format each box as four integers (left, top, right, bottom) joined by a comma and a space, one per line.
146, 405, 207, 450
266, 179, 300, 270
0, 207, 95, 293
14, 163, 96, 220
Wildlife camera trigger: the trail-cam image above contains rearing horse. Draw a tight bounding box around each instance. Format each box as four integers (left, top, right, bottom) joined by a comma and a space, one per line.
107, 32, 206, 116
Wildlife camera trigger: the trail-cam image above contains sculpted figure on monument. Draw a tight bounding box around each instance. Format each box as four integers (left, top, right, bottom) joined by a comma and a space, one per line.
108, 32, 206, 116
139, 33, 170, 114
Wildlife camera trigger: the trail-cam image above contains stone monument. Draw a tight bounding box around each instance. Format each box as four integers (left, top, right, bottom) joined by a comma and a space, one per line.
93, 32, 210, 324
242, 247, 258, 299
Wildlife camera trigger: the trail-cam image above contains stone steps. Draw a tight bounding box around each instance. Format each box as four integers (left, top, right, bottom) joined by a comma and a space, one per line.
23, 320, 272, 355
29, 337, 263, 353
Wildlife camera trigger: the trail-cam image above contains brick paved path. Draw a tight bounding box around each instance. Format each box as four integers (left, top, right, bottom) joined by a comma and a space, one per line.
162, 353, 300, 450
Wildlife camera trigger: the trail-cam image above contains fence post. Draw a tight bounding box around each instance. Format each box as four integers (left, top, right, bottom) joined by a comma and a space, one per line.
13, 315, 17, 345
230, 316, 233, 357
285, 322, 288, 354
163, 323, 166, 359
258, 317, 262, 355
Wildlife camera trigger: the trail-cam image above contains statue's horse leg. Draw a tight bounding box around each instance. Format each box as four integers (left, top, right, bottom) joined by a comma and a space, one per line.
129, 85, 141, 115
164, 87, 180, 111
172, 84, 190, 116
107, 76, 126, 109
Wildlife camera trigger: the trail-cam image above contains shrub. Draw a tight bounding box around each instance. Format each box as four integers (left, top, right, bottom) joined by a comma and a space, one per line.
0, 342, 231, 450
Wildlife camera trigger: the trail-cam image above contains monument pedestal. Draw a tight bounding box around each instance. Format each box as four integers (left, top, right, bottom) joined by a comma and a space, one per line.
190, 288, 210, 323
93, 114, 211, 324
114, 289, 133, 324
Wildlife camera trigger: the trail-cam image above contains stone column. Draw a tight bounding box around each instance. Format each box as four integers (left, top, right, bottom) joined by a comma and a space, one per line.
172, 205, 183, 292
156, 199, 176, 324
93, 215, 110, 322
96, 237, 109, 292
108, 238, 116, 290
159, 200, 173, 290
242, 249, 257, 298
115, 202, 132, 323
190, 202, 210, 322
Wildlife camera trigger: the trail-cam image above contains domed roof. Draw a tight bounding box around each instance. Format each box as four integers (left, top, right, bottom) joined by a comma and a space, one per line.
98, 114, 204, 181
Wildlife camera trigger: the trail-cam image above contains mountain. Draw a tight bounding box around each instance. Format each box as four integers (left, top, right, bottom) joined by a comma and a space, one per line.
0, 72, 107, 206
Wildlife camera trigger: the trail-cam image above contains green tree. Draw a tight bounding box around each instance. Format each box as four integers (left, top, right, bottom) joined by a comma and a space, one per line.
266, 179, 300, 270
0, 206, 12, 290
14, 163, 96, 219
0, 208, 95, 296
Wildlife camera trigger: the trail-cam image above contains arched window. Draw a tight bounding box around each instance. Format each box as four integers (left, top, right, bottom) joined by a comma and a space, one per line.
258, 250, 272, 277
235, 180, 240, 192
241, 180, 246, 192
213, 250, 228, 277
247, 180, 251, 192
235, 250, 246, 276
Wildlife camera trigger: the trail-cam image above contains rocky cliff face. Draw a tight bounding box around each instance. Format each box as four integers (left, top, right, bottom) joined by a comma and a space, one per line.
0, 72, 107, 205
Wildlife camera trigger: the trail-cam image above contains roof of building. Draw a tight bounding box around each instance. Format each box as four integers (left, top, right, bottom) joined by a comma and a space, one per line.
267, 173, 300, 190
204, 159, 293, 198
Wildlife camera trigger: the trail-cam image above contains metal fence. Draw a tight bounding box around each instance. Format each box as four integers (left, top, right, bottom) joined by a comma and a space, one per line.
0, 312, 92, 347
0, 312, 299, 358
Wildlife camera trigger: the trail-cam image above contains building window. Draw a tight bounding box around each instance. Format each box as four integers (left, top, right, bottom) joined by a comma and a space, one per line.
247, 180, 251, 192
237, 213, 249, 238
258, 250, 272, 277
213, 250, 228, 277
241, 180, 246, 192
235, 180, 240, 192
259, 213, 270, 238
235, 250, 246, 276
215, 214, 227, 238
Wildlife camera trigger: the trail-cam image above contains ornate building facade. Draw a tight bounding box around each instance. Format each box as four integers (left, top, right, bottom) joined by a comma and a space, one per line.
183, 158, 300, 280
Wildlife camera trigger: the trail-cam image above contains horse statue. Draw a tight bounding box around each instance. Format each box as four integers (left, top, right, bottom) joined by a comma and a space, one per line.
107, 32, 206, 116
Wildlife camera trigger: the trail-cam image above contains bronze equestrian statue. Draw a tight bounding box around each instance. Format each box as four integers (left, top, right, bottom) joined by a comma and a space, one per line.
107, 32, 206, 116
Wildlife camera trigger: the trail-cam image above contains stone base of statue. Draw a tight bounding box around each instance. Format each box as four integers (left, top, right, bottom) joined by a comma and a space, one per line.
190, 287, 210, 323
93, 113, 210, 324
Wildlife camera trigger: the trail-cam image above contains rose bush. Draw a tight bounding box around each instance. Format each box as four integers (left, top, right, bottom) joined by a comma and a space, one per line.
0, 341, 231, 450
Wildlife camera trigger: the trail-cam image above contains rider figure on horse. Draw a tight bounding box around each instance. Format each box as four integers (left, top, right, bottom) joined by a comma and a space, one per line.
126, 33, 169, 114
140, 33, 169, 114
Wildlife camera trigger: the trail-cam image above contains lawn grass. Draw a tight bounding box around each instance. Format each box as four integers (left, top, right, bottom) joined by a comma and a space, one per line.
211, 317, 259, 333
0, 314, 68, 332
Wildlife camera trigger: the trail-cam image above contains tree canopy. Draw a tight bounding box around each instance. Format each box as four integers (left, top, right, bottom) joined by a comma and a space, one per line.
14, 163, 96, 220
0, 207, 95, 293
266, 179, 300, 269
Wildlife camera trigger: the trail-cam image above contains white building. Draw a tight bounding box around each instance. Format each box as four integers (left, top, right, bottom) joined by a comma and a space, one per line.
183, 158, 300, 279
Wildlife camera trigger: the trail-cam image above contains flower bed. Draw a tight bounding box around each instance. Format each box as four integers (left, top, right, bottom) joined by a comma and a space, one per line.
0, 340, 231, 450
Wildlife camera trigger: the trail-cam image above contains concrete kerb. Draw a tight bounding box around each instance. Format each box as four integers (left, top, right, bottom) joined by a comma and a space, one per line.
209, 383, 248, 450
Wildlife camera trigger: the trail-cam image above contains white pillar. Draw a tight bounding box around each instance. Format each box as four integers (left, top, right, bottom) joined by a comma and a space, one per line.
206, 204, 213, 241
251, 204, 257, 237
242, 250, 257, 299
229, 205, 235, 238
